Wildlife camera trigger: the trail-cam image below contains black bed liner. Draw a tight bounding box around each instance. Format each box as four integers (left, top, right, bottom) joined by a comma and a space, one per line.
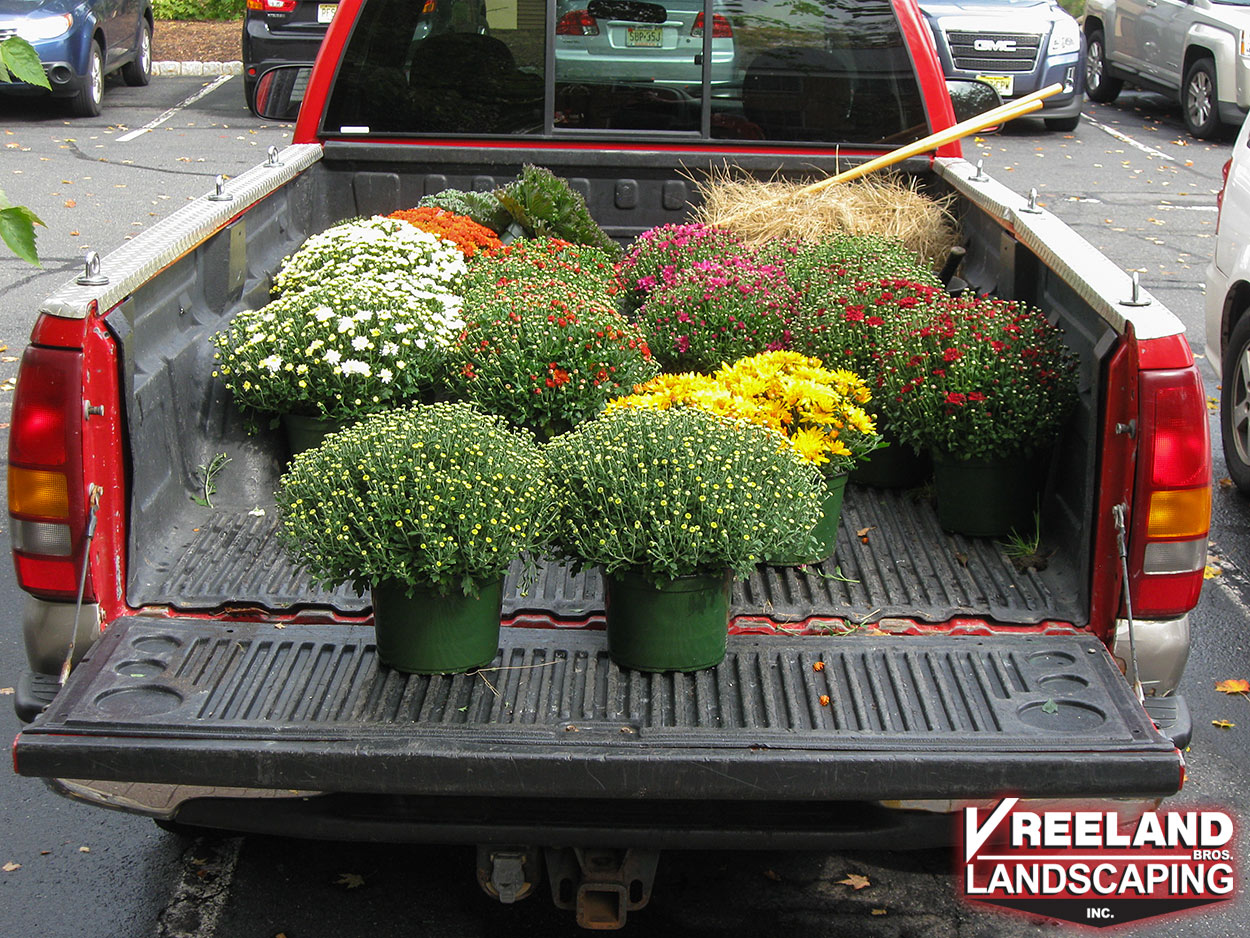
128, 483, 1085, 627
16, 617, 1181, 799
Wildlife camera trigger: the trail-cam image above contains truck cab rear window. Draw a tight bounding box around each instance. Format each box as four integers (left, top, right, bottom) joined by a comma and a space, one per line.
321, 0, 931, 145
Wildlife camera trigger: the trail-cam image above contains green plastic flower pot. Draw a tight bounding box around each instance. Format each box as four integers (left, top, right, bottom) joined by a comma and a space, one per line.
767, 473, 848, 566
932, 450, 1040, 537
604, 570, 730, 672
371, 578, 504, 674
850, 438, 931, 489
281, 413, 344, 456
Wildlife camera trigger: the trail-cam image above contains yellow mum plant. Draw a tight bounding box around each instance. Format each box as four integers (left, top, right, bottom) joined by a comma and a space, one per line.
610, 350, 884, 476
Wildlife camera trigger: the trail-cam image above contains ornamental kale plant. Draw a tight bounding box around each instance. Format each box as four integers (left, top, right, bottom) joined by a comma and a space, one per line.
887, 295, 1078, 461
418, 188, 512, 234
544, 406, 825, 583
639, 254, 797, 373
495, 165, 620, 257
271, 216, 466, 297
277, 402, 550, 597
212, 274, 464, 420
446, 250, 657, 437
617, 223, 749, 312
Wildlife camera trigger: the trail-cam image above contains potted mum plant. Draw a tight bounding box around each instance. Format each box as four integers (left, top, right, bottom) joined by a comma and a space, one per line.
388, 206, 503, 258
616, 222, 749, 312
446, 240, 656, 438
639, 255, 797, 373
271, 215, 466, 298
544, 406, 825, 671
277, 402, 550, 674
213, 272, 466, 452
793, 274, 946, 487
611, 351, 882, 564
888, 295, 1077, 536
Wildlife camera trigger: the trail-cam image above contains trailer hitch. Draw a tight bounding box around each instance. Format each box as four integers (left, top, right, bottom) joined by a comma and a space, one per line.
545, 847, 661, 930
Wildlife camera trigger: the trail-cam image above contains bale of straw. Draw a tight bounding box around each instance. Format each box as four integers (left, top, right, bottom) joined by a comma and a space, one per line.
689, 168, 959, 270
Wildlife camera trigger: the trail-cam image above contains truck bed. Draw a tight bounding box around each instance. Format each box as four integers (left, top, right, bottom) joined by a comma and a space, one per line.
130, 485, 1085, 628
17, 617, 1178, 801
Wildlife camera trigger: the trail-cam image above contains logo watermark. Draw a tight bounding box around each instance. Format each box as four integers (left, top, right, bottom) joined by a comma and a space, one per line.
960, 799, 1236, 927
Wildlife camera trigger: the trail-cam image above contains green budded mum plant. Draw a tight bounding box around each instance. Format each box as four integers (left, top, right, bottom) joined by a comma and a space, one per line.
277, 402, 550, 597
544, 406, 826, 584
212, 273, 464, 421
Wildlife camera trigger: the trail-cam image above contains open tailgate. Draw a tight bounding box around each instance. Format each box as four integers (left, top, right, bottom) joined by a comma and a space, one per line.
15, 617, 1183, 799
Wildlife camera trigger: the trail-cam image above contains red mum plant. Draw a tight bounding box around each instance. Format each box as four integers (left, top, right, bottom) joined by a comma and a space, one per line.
446, 242, 657, 438
639, 255, 797, 373
464, 236, 620, 298
388, 206, 503, 258
617, 223, 750, 312
886, 294, 1077, 461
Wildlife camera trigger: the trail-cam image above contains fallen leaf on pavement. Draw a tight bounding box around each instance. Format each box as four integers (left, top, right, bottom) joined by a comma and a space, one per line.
763, 869, 781, 882
78, 846, 90, 853
838, 873, 871, 890
3, 862, 20, 872
64, 200, 76, 208
1204, 565, 1222, 579
1215, 679, 1250, 695
871, 909, 888, 916
1212, 719, 1235, 729
335, 872, 365, 889
0, 687, 13, 695
1219, 477, 1234, 489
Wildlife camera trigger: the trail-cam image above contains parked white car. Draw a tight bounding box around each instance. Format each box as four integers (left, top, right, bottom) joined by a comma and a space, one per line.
1083, 0, 1250, 138
1206, 114, 1250, 488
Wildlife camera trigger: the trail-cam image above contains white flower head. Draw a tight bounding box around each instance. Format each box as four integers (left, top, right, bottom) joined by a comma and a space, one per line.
351, 336, 370, 351
324, 349, 343, 364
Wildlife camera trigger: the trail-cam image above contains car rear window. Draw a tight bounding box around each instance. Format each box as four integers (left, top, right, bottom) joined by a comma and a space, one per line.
321, 0, 931, 146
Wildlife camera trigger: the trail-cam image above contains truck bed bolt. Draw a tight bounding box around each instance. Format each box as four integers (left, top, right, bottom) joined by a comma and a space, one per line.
1020, 188, 1043, 213
75, 250, 108, 286
970, 159, 989, 182
207, 175, 233, 202
264, 146, 283, 168
1119, 271, 1152, 307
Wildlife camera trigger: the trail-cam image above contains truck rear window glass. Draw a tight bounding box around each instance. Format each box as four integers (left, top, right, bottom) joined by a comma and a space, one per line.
321, 0, 930, 146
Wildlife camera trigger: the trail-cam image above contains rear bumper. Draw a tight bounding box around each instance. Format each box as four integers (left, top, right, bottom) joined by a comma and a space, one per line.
15, 618, 1184, 804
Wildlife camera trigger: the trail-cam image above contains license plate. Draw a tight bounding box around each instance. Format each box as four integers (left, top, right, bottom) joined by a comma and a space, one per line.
626, 26, 662, 47
317, 3, 336, 23
976, 74, 1014, 96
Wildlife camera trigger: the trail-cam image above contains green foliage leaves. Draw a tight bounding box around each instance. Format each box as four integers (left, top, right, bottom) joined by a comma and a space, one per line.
0, 191, 45, 267
152, 0, 244, 21
0, 36, 51, 89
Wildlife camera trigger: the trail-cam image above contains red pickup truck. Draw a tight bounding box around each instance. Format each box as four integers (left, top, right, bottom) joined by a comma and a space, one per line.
9, 0, 1208, 926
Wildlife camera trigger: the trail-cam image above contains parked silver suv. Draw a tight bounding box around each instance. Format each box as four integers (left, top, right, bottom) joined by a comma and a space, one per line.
1083, 0, 1250, 138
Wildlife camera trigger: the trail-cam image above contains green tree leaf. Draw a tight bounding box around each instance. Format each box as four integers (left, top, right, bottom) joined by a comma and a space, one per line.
0, 37, 52, 90
0, 204, 46, 267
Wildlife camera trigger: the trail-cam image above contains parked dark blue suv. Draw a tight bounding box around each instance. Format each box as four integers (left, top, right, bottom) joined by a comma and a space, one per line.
0, 0, 153, 116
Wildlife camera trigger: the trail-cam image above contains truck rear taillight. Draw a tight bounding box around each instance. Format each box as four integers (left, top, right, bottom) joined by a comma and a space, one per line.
1128, 363, 1211, 618
8, 345, 87, 601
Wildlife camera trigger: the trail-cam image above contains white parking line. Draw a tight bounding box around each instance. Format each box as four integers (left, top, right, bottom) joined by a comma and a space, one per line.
1083, 114, 1174, 161
117, 75, 233, 142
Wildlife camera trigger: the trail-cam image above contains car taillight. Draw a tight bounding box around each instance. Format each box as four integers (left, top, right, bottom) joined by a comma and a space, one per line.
246, 0, 298, 12
556, 10, 600, 35
1127, 350, 1211, 618
8, 345, 88, 601
1215, 157, 1231, 234
691, 12, 732, 38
